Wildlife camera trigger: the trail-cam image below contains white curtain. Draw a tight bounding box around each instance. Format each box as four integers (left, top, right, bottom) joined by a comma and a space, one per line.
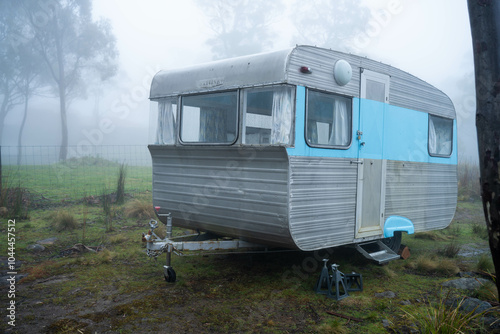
328, 99, 349, 146
271, 87, 293, 145
429, 116, 437, 154
156, 100, 176, 144
429, 116, 452, 155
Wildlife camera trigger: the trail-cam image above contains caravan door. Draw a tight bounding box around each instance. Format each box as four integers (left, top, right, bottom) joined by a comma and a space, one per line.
355, 69, 390, 238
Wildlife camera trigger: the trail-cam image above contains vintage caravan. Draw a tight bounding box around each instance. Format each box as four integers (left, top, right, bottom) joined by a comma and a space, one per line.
145, 45, 457, 281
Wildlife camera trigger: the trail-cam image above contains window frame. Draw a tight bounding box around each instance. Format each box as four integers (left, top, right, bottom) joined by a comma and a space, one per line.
428, 114, 454, 158
149, 96, 179, 145
304, 88, 353, 150
241, 84, 296, 147
360, 69, 390, 104
178, 90, 239, 146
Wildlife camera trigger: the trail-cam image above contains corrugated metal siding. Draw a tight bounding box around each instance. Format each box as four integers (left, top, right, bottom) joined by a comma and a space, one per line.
287, 47, 361, 98
288, 157, 358, 251
149, 145, 295, 248
287, 46, 455, 119
150, 45, 455, 119
385, 160, 457, 231
150, 49, 292, 98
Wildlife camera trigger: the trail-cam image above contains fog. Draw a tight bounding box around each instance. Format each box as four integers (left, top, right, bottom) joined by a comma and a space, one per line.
1, 0, 478, 162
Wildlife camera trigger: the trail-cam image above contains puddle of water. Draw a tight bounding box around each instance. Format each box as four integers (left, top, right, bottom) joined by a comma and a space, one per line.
458, 245, 490, 257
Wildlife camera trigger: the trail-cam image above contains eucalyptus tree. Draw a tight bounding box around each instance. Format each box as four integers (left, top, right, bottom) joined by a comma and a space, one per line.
468, 0, 500, 300
23, 0, 118, 161
196, 0, 283, 60
0, 2, 25, 145
15, 36, 46, 165
290, 0, 371, 52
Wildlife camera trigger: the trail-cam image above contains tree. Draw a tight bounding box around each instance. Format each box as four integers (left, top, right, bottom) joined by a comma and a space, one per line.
290, 0, 370, 52
467, 0, 500, 301
24, 0, 118, 160
0, 2, 25, 145
196, 0, 283, 60
15, 37, 46, 165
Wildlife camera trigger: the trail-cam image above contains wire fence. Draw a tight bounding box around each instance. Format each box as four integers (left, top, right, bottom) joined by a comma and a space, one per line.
1, 145, 152, 205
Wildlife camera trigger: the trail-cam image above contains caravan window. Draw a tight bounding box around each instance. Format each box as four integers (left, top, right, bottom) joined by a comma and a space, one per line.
306, 90, 352, 148
242, 85, 294, 145
150, 98, 178, 145
180, 91, 238, 144
428, 115, 453, 157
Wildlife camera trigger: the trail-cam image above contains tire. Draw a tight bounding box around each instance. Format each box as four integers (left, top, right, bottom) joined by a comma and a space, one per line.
381, 231, 402, 253
164, 267, 176, 283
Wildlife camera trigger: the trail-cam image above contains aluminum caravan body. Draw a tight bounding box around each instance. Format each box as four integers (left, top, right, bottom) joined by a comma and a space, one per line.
148, 45, 457, 255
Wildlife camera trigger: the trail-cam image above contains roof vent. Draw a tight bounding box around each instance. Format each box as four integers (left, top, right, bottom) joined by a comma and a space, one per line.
333, 59, 352, 86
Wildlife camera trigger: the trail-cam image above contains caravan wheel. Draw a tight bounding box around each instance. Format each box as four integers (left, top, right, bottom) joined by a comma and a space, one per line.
382, 231, 402, 253
164, 267, 176, 283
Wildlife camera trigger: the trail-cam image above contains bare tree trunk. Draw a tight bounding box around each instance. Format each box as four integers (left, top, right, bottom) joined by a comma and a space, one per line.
468, 0, 500, 301
56, 30, 68, 161
17, 87, 30, 166
58, 84, 68, 161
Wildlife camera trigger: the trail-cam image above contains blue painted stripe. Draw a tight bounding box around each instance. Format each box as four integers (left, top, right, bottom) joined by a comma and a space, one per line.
288, 88, 457, 165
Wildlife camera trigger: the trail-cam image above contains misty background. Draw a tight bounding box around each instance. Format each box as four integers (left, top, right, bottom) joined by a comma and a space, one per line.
1, 0, 477, 162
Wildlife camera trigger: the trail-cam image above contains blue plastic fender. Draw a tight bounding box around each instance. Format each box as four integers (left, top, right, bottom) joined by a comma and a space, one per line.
383, 216, 415, 238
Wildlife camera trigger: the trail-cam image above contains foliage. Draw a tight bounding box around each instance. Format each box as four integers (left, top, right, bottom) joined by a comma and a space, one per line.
115, 163, 126, 205
290, 0, 370, 52
476, 253, 495, 273
472, 223, 488, 240
457, 160, 480, 201
53, 210, 78, 231
3, 0, 119, 160
0, 183, 30, 219
411, 255, 460, 276
124, 199, 155, 219
102, 188, 113, 232
403, 293, 488, 333
438, 242, 461, 258
196, 0, 283, 59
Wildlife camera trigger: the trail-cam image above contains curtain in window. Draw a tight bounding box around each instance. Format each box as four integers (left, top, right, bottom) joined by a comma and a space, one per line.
429, 116, 452, 155
156, 100, 176, 144
271, 87, 292, 145
200, 107, 227, 142
328, 99, 349, 146
429, 117, 437, 154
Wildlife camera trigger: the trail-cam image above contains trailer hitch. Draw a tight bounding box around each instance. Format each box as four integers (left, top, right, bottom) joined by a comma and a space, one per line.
141, 213, 177, 282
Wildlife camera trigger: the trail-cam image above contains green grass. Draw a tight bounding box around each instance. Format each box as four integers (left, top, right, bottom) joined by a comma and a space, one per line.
2, 162, 151, 203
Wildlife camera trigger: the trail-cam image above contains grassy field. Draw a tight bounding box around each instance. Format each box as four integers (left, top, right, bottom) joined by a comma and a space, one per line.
0, 162, 498, 333
1, 157, 152, 204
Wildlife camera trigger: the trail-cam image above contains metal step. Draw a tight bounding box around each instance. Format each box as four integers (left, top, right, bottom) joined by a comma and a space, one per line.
355, 240, 400, 264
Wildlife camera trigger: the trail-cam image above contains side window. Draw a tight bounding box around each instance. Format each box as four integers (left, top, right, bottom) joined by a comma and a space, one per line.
242, 85, 294, 146
361, 69, 390, 103
150, 97, 177, 145
180, 91, 238, 144
428, 115, 453, 157
306, 90, 352, 148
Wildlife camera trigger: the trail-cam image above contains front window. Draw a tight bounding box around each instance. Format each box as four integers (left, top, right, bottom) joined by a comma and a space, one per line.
306, 90, 352, 148
150, 98, 178, 145
242, 85, 294, 145
429, 115, 453, 157
180, 91, 238, 144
